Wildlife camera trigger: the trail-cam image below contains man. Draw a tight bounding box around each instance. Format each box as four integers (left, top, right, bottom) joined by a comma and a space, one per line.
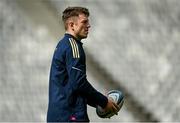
47, 6, 119, 122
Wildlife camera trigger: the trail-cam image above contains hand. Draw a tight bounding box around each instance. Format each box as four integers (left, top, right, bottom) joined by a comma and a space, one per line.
103, 98, 120, 118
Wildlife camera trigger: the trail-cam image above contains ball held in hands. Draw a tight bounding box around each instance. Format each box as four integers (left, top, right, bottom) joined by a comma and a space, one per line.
96, 90, 124, 118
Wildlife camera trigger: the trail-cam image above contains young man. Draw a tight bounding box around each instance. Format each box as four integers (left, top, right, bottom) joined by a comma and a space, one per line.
47, 6, 119, 122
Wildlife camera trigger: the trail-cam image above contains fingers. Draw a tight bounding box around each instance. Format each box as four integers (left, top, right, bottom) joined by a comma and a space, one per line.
112, 105, 118, 115
111, 101, 121, 116
114, 102, 120, 111
104, 99, 121, 118
108, 97, 120, 111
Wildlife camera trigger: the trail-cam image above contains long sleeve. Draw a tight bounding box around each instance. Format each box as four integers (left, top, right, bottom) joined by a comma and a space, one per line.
65, 38, 108, 108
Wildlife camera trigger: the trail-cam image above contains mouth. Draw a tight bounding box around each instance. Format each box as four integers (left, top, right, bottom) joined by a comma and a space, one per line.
85, 30, 89, 33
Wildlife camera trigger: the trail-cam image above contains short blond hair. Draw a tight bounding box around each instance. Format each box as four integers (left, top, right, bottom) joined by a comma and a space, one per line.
62, 6, 89, 30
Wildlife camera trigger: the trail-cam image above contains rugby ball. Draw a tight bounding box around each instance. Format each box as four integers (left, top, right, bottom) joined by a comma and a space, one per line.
96, 90, 124, 118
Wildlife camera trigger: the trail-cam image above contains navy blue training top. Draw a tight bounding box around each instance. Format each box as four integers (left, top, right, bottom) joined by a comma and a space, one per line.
47, 33, 108, 122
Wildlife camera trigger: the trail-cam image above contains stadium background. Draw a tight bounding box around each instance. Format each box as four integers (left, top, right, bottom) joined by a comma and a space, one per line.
0, 0, 180, 122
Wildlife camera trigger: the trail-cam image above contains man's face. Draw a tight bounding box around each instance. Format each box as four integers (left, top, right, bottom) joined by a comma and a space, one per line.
72, 14, 90, 40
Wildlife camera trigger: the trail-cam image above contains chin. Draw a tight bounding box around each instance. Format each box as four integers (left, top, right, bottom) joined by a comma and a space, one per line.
81, 35, 88, 39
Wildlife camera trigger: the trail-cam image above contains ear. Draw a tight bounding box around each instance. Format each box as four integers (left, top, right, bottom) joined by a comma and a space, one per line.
69, 21, 74, 31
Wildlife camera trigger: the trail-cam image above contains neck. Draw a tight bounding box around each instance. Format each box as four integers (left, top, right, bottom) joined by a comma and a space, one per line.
65, 31, 74, 37
65, 30, 80, 40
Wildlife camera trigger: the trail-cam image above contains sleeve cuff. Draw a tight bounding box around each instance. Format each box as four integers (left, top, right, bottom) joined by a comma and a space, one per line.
96, 92, 108, 108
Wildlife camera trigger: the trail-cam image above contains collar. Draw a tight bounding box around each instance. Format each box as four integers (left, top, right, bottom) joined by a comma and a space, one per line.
64, 33, 83, 45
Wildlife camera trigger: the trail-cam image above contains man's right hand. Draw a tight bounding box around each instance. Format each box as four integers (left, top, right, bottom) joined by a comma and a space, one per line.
103, 98, 120, 118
